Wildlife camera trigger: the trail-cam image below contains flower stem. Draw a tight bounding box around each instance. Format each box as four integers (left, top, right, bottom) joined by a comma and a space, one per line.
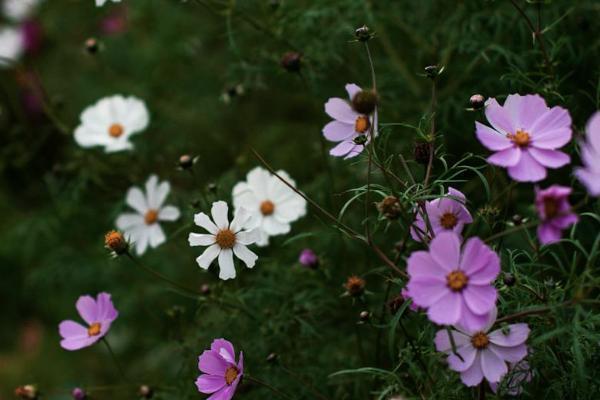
102, 338, 129, 382
278, 363, 330, 400
245, 375, 293, 400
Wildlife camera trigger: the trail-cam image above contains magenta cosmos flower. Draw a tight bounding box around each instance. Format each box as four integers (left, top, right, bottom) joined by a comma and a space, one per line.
59, 292, 118, 351
575, 112, 600, 196
435, 308, 530, 387
196, 339, 244, 400
411, 187, 473, 242
535, 185, 578, 245
299, 248, 318, 268
476, 94, 572, 182
322, 83, 377, 159
406, 232, 499, 331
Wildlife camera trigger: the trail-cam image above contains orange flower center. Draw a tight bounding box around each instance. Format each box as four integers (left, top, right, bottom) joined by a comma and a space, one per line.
345, 275, 366, 296
508, 129, 530, 147
543, 198, 559, 219
225, 366, 239, 385
88, 322, 102, 337
354, 115, 370, 133
260, 200, 275, 216
215, 229, 236, 249
144, 209, 159, 225
108, 123, 124, 138
471, 331, 490, 349
446, 270, 468, 292
440, 212, 458, 229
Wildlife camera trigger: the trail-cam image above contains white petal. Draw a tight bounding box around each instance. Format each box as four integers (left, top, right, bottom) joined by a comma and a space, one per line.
126, 187, 148, 214
132, 228, 149, 255
196, 244, 220, 269
236, 229, 260, 245
255, 229, 270, 247
218, 249, 236, 280
211, 201, 230, 229
262, 217, 291, 235
230, 207, 252, 232
188, 233, 215, 247
146, 176, 170, 209
159, 205, 180, 221
104, 139, 134, 153
233, 244, 258, 269
194, 212, 218, 234
246, 167, 271, 198
116, 213, 144, 230
74, 125, 111, 148
148, 224, 166, 248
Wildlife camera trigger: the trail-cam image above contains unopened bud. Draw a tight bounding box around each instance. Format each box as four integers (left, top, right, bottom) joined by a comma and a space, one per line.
354, 25, 372, 42
424, 65, 440, 79
178, 154, 195, 170
503, 273, 516, 287
344, 275, 366, 297
351, 90, 378, 115
104, 230, 128, 256
85, 38, 99, 54
200, 283, 211, 295
359, 310, 370, 321
377, 196, 401, 220
413, 141, 431, 165
469, 94, 485, 110
71, 387, 86, 400
139, 385, 153, 399
280, 51, 302, 73
266, 352, 279, 363
15, 385, 38, 400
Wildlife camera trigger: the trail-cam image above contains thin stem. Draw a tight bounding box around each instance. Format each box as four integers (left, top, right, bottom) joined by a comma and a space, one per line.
244, 375, 293, 400
484, 221, 538, 243
423, 78, 437, 189
363, 41, 377, 243
279, 363, 330, 400
495, 301, 573, 324
102, 338, 129, 382
125, 253, 200, 297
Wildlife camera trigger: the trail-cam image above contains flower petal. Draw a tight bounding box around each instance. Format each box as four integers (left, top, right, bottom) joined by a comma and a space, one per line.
116, 213, 144, 230
159, 205, 180, 221
406, 250, 446, 281
194, 212, 218, 234
198, 350, 228, 376
59, 320, 88, 339
76, 295, 98, 325
448, 344, 478, 372
460, 352, 484, 386
434, 329, 471, 352
322, 120, 354, 142
148, 224, 166, 248
537, 223, 561, 245
196, 244, 220, 269
528, 147, 570, 168
195, 374, 226, 394
475, 121, 512, 151
345, 83, 362, 100
211, 339, 236, 364
530, 105, 572, 140
480, 348, 508, 383
211, 201, 230, 229
324, 98, 356, 124
463, 285, 497, 316
218, 249, 236, 280
487, 146, 521, 167
236, 229, 260, 245
126, 187, 148, 214
233, 244, 258, 269
489, 343, 528, 363
189, 233, 215, 247
507, 150, 547, 182
488, 323, 530, 347
145, 175, 170, 209
427, 291, 462, 326
429, 231, 461, 272
406, 278, 448, 308
484, 98, 514, 135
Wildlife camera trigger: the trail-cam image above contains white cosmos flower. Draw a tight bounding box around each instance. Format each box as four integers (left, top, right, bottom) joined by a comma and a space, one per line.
232, 166, 307, 247
96, 0, 122, 7
0, 26, 23, 68
116, 175, 180, 255
74, 95, 149, 153
188, 201, 259, 280
3, 0, 42, 21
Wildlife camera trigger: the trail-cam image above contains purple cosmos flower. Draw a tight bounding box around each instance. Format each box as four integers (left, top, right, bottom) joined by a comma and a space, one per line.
535, 185, 578, 245
299, 248, 318, 268
411, 187, 473, 242
435, 308, 530, 387
406, 232, 499, 331
575, 112, 600, 196
322, 83, 377, 159
71, 387, 87, 400
58, 292, 118, 351
489, 360, 532, 396
401, 287, 420, 312
476, 94, 572, 182
196, 338, 244, 400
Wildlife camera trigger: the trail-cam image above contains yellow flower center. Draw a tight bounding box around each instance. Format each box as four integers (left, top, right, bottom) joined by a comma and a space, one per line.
108, 123, 124, 138
440, 212, 458, 229
471, 331, 490, 349
354, 115, 370, 133
225, 366, 239, 385
144, 209, 159, 225
215, 229, 236, 249
88, 322, 102, 337
260, 200, 275, 216
446, 270, 468, 292
508, 129, 530, 147
543, 198, 559, 219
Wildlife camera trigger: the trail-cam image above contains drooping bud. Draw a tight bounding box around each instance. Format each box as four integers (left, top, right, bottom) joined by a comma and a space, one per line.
359, 310, 371, 322
85, 37, 99, 54
469, 94, 485, 110
298, 248, 319, 269
354, 25, 373, 42
177, 154, 197, 170
104, 230, 128, 256
344, 275, 366, 297
15, 385, 38, 400
280, 51, 302, 73
413, 141, 431, 165
503, 273, 516, 287
424, 65, 441, 79
351, 90, 378, 115
139, 385, 153, 399
266, 352, 279, 363
377, 196, 401, 220
71, 387, 86, 400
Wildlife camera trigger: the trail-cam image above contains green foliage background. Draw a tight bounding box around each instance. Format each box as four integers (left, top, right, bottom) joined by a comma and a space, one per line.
1, 0, 600, 399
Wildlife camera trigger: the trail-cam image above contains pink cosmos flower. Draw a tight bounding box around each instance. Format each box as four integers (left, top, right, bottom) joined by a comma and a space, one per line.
435, 308, 530, 387
476, 94, 572, 182
196, 339, 244, 400
575, 112, 600, 196
299, 248, 318, 268
489, 360, 532, 396
401, 287, 420, 312
322, 83, 377, 159
411, 187, 473, 242
406, 232, 499, 331
535, 185, 578, 245
58, 293, 118, 351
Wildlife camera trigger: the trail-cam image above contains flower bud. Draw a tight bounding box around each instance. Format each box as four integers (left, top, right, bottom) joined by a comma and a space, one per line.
377, 196, 401, 220
344, 275, 366, 297
266, 352, 279, 363
469, 94, 485, 110
104, 230, 128, 256
200, 283, 211, 295
139, 385, 153, 399
207, 182, 218, 193
359, 310, 370, 321
354, 25, 372, 42
71, 387, 86, 400
280, 51, 302, 73
85, 37, 99, 54
511, 214, 523, 226
387, 294, 404, 314
351, 89, 378, 115
424, 65, 440, 79
503, 273, 516, 287
15, 385, 38, 399
298, 249, 319, 269
413, 141, 431, 165
177, 154, 196, 170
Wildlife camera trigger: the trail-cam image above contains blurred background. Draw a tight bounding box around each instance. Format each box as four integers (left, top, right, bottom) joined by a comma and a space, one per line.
1, 0, 599, 399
